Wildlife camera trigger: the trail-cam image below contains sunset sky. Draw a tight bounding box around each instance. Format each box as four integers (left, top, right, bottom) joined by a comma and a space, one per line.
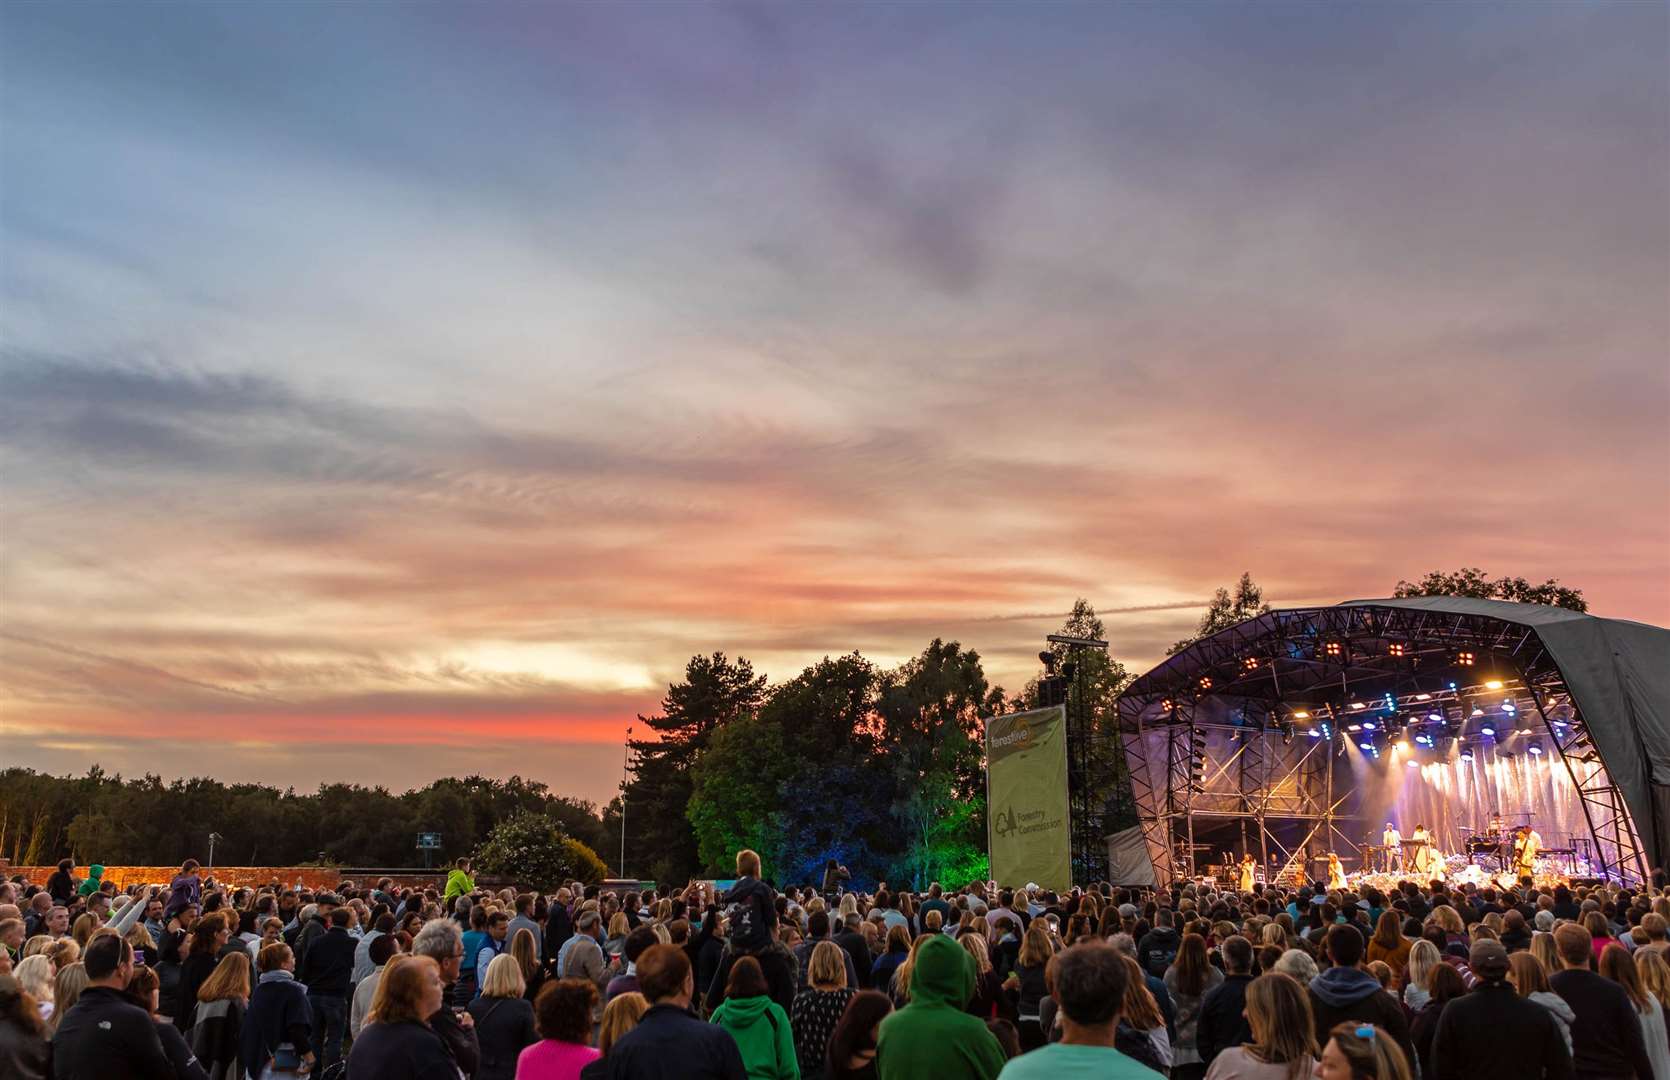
3, 3, 1666, 810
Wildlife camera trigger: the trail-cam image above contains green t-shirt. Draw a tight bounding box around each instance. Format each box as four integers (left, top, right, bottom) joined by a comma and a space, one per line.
997, 1043, 1166, 1080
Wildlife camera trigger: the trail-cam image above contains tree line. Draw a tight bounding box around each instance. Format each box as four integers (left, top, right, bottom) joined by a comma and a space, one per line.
0, 769, 612, 871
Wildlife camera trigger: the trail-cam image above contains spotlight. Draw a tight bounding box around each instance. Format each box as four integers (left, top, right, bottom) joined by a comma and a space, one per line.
1363, 722, 1376, 731
1349, 702, 1367, 711
1471, 706, 1485, 718
1456, 651, 1476, 666
1502, 700, 1517, 715
1038, 650, 1057, 671
1481, 725, 1496, 737
1347, 724, 1363, 732
1485, 679, 1504, 690
1388, 642, 1406, 657
1528, 742, 1544, 756
1415, 693, 1432, 701
1359, 741, 1375, 751
1460, 748, 1475, 762
1427, 713, 1442, 723
1293, 710, 1311, 720
1322, 640, 1345, 660
1406, 759, 1420, 768
1242, 656, 1260, 673
1306, 728, 1323, 738
1199, 676, 1213, 690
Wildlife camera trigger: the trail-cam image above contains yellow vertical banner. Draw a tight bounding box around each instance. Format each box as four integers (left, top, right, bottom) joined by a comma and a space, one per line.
986, 705, 1072, 892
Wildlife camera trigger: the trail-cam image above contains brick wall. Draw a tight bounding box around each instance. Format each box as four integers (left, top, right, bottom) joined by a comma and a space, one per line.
2, 865, 457, 891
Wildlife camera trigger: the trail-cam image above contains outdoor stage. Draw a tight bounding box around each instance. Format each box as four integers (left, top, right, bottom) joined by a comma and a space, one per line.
1106, 597, 1670, 889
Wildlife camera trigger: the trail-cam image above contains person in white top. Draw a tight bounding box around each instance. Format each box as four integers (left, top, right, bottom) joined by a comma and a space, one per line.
1513, 824, 1542, 878
1204, 970, 1318, 1080
1381, 823, 1402, 873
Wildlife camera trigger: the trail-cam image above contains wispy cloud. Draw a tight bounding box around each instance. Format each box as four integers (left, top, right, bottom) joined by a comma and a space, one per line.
1, 2, 1664, 805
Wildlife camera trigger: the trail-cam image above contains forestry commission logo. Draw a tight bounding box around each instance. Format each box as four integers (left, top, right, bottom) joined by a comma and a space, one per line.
994, 805, 1020, 836
990, 717, 1033, 751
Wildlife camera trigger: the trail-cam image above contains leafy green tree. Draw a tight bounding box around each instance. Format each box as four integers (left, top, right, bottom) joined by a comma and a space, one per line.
1168, 573, 1272, 655
625, 653, 767, 884
1393, 568, 1587, 612
875, 639, 993, 890
686, 714, 791, 879
472, 810, 608, 889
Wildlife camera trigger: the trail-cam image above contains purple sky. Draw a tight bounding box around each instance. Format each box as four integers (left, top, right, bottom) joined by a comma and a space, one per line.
2, 3, 1666, 808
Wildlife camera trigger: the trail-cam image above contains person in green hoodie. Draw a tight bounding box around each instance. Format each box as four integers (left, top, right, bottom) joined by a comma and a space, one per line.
876, 932, 1005, 1080
443, 857, 476, 906
77, 864, 105, 897
711, 955, 799, 1080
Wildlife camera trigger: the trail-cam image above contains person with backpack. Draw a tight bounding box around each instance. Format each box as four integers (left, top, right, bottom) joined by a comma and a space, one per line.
1135, 910, 1181, 981
706, 851, 796, 1015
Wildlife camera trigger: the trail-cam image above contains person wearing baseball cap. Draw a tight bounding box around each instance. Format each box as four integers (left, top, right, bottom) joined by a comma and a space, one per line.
1429, 940, 1572, 1079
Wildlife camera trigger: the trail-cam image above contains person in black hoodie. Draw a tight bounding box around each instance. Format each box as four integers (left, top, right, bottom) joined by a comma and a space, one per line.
1195, 934, 1255, 1069
45, 860, 78, 907
1135, 908, 1181, 980
298, 907, 356, 1074
51, 933, 175, 1080
1306, 924, 1415, 1066
543, 889, 573, 976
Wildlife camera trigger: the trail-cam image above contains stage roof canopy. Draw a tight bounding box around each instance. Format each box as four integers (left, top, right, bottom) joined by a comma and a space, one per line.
1119, 596, 1670, 873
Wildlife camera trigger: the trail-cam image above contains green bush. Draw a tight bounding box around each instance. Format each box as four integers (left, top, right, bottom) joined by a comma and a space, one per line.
472, 810, 609, 889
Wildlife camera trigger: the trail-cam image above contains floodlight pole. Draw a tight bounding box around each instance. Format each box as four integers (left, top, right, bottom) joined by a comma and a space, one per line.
620, 726, 632, 879
1047, 634, 1112, 883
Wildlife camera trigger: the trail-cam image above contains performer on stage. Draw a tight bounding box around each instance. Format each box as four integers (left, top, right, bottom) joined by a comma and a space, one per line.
1512, 823, 1542, 878
1238, 853, 1257, 892
1382, 821, 1402, 873
1410, 823, 1434, 877
1327, 853, 1347, 891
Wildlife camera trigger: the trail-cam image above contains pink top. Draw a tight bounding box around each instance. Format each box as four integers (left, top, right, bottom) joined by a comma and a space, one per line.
1205, 1046, 1317, 1080
515, 1039, 601, 1080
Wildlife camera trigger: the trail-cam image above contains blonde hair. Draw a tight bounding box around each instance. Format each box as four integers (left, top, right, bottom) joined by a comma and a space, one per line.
70, 913, 99, 948
808, 941, 847, 990
481, 952, 526, 999
20, 936, 51, 960
598, 991, 648, 1055
198, 951, 252, 1003
1117, 953, 1164, 1030
736, 849, 762, 878
1018, 923, 1053, 968
46, 938, 79, 971
960, 932, 993, 976
1531, 931, 1558, 974
509, 928, 540, 983
47, 962, 87, 1037
1406, 939, 1441, 995
1326, 1022, 1413, 1080
607, 912, 630, 939
1245, 972, 1318, 1080
15, 955, 53, 1004
1638, 948, 1670, 1007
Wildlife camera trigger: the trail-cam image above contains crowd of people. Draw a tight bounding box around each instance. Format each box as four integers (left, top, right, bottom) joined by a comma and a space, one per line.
1, 850, 1667, 1079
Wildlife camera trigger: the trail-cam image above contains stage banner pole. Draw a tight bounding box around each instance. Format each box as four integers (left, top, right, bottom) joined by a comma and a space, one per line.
986, 705, 1072, 892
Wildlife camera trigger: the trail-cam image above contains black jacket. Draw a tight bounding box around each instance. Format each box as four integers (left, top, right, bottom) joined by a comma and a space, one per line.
1431, 980, 1573, 1080
46, 871, 77, 905
1136, 927, 1181, 979
1195, 972, 1254, 1066
720, 876, 777, 952
1550, 968, 1653, 1080
544, 904, 573, 971
50, 986, 175, 1080
832, 929, 870, 991
346, 1019, 459, 1080
1307, 967, 1415, 1067
430, 1002, 481, 1079
706, 940, 797, 1016
156, 1019, 210, 1080
174, 951, 219, 1030
602, 1003, 747, 1080
298, 927, 356, 997
465, 995, 537, 1080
